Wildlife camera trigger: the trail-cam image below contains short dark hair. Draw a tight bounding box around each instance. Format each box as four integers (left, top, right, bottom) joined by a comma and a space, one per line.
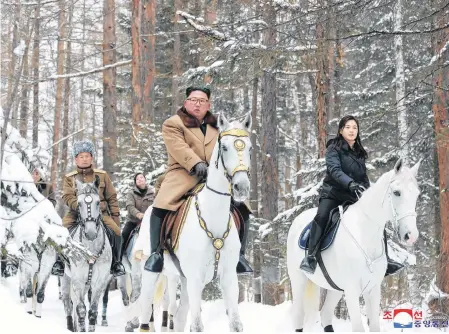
186, 86, 211, 99
134, 172, 146, 184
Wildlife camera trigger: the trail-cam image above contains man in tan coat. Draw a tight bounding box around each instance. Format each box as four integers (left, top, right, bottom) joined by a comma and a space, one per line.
52, 141, 125, 277
144, 86, 253, 274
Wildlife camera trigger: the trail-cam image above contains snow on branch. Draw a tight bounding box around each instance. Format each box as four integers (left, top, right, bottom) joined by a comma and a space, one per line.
38, 59, 132, 83
177, 11, 315, 53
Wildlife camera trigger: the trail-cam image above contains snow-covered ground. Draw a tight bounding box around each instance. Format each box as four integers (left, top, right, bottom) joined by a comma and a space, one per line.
0, 274, 441, 332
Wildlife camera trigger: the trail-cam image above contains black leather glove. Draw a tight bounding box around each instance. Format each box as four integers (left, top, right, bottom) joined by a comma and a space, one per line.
190, 162, 208, 180
348, 181, 365, 194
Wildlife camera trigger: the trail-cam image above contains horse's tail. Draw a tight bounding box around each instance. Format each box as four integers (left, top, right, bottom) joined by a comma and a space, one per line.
153, 275, 167, 305
303, 279, 320, 324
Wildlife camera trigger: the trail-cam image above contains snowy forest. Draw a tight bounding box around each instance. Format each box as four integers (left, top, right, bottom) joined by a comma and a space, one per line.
1, 0, 448, 327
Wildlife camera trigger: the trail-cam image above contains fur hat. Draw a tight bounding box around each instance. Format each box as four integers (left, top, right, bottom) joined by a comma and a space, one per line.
72, 141, 95, 158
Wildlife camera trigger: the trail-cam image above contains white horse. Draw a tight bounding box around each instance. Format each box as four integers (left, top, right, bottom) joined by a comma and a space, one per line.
17, 235, 57, 318
127, 208, 180, 332
287, 158, 421, 332
139, 112, 253, 332
61, 178, 113, 332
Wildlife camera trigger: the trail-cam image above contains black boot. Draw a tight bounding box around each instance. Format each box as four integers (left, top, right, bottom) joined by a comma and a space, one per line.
237, 218, 253, 274
300, 222, 323, 274
144, 212, 164, 272
51, 256, 65, 276
110, 234, 126, 277
384, 229, 404, 277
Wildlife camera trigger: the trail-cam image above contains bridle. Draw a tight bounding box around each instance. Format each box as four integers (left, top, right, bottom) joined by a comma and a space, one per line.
206, 128, 251, 197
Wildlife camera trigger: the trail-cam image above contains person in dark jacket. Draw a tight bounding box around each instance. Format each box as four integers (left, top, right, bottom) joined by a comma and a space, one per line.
300, 115, 404, 276
32, 168, 57, 207
122, 173, 155, 258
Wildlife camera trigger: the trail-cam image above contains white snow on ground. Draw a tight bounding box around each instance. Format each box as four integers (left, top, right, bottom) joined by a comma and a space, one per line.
0, 274, 443, 332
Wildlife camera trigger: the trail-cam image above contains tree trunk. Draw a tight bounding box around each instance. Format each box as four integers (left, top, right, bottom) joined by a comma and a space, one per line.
131, 0, 142, 147
141, 0, 156, 121
172, 0, 183, 113
394, 0, 408, 163
19, 18, 31, 138
77, 0, 86, 141
260, 0, 279, 306
315, 1, 328, 159
7, 0, 21, 128
61, 4, 73, 175
433, 0, 449, 302
32, 0, 41, 147
103, 0, 117, 175
50, 0, 66, 190
250, 78, 259, 216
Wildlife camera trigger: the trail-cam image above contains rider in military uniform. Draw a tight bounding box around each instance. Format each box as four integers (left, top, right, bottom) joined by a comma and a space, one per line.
51, 141, 125, 277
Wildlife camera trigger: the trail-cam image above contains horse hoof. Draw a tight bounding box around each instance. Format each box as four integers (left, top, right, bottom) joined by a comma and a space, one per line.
131, 317, 140, 328
88, 324, 95, 332
324, 325, 334, 332
140, 324, 150, 332
161, 326, 168, 332
101, 319, 108, 327
27, 311, 32, 315
125, 324, 134, 332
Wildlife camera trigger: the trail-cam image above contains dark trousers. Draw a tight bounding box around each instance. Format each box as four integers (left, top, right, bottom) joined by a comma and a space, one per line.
313, 198, 344, 230
121, 221, 138, 256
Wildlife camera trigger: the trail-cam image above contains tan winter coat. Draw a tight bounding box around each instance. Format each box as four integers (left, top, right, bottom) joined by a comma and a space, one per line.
62, 166, 121, 235
154, 109, 219, 211
126, 186, 155, 223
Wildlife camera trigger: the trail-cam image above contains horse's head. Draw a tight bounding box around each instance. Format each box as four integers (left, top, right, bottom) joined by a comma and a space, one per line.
217, 112, 252, 202
385, 158, 421, 246
75, 176, 102, 241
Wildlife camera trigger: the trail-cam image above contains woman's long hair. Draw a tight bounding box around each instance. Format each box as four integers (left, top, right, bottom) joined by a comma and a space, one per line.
327, 115, 368, 159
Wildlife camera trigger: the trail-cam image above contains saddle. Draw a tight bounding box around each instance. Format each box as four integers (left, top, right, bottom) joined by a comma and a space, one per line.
298, 201, 353, 251
160, 183, 243, 253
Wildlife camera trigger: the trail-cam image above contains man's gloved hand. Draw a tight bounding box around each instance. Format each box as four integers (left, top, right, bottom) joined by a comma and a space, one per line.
348, 181, 366, 194
112, 216, 120, 225
190, 162, 208, 180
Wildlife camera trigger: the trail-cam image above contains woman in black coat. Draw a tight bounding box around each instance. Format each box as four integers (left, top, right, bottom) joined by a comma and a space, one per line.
300, 115, 404, 276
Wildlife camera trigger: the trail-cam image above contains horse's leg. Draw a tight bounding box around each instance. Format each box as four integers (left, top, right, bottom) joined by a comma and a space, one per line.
344, 290, 365, 332
161, 279, 170, 332
26, 278, 33, 314
58, 276, 63, 300
101, 280, 110, 326
116, 274, 134, 332
167, 275, 178, 332
186, 276, 205, 332
72, 281, 88, 332
289, 267, 308, 331
34, 268, 52, 318
174, 276, 189, 332
320, 290, 343, 332
19, 267, 29, 304
88, 285, 106, 332
363, 284, 381, 332
219, 272, 243, 332
61, 274, 74, 331
129, 270, 141, 329
139, 270, 158, 332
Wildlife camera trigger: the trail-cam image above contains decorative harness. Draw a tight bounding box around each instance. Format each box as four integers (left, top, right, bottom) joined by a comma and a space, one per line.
342, 173, 417, 274
75, 184, 106, 287
197, 128, 250, 280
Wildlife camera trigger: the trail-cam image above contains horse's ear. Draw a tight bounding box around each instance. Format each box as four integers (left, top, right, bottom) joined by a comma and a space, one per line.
242, 112, 252, 132
410, 158, 422, 178
218, 113, 230, 131
94, 175, 100, 188
394, 158, 403, 174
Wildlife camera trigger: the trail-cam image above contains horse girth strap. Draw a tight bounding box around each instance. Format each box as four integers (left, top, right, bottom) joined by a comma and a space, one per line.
194, 194, 232, 281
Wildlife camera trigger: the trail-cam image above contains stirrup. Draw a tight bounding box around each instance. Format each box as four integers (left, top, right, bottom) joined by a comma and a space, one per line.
144, 252, 164, 272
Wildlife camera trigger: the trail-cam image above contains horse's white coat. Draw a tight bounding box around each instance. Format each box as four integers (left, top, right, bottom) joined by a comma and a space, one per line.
287, 158, 421, 332
138, 113, 253, 332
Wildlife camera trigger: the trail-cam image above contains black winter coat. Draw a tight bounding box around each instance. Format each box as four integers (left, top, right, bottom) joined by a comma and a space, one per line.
321, 138, 370, 202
